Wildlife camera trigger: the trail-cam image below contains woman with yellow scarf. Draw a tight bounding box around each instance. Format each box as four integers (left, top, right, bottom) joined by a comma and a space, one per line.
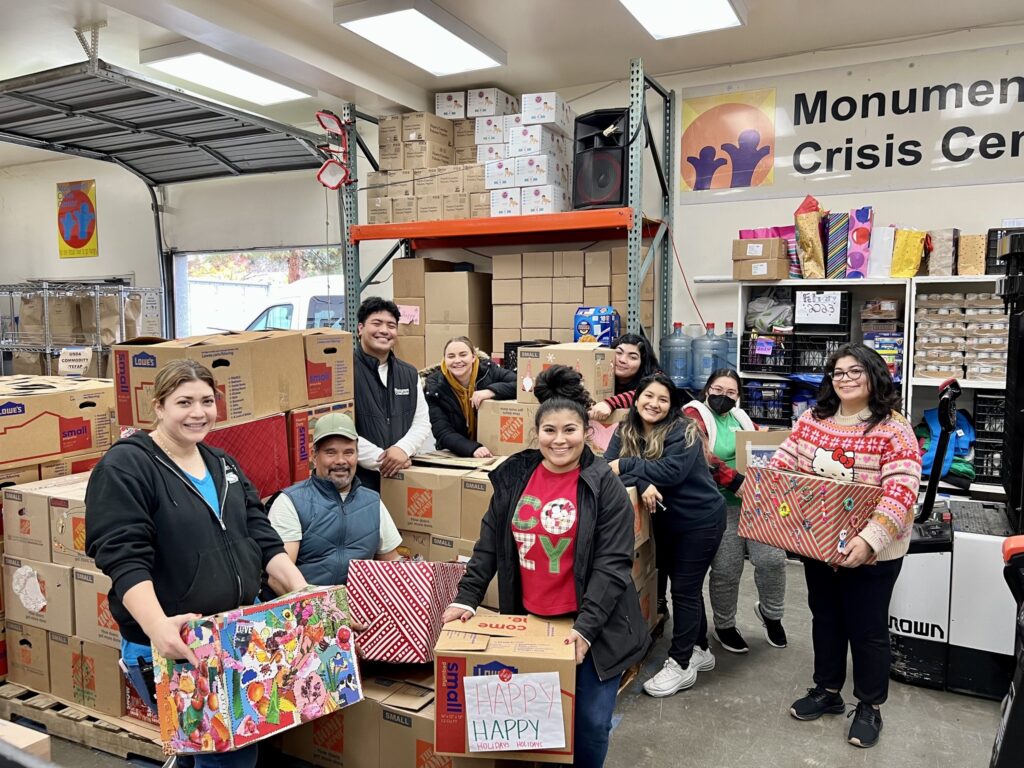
423, 336, 517, 458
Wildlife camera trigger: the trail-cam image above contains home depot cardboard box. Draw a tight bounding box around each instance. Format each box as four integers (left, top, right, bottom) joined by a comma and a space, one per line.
381, 467, 470, 538
5, 619, 49, 692
48, 632, 125, 716
286, 400, 356, 483
477, 400, 540, 456
393, 258, 454, 298
3, 555, 74, 635
303, 329, 355, 406
0, 717, 50, 761
205, 413, 290, 500
38, 451, 103, 480
0, 464, 40, 534
394, 336, 426, 371
48, 476, 93, 568
632, 536, 657, 589
461, 470, 495, 540
434, 614, 576, 763
73, 568, 119, 649
424, 272, 492, 324
3, 472, 95, 562
112, 331, 307, 429
0, 376, 114, 468
515, 343, 614, 405
425, 325, 492, 363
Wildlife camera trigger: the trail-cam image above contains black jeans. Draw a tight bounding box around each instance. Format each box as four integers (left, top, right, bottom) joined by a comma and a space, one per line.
667, 522, 725, 668
802, 556, 904, 705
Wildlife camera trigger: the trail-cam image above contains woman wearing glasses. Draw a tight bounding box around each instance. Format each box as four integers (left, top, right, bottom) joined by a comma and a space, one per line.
684, 369, 789, 654
768, 344, 920, 749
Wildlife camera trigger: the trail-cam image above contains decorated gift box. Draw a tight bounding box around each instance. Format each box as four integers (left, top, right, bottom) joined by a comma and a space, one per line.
347, 560, 466, 663
152, 585, 361, 755
740, 467, 883, 564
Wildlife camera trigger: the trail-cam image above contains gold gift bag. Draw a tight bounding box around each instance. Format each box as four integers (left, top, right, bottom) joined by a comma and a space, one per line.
794, 195, 826, 279
891, 229, 927, 277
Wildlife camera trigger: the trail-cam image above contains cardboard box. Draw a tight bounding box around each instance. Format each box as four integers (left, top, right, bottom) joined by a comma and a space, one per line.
0, 376, 114, 468
521, 92, 576, 136
638, 569, 659, 631
477, 400, 540, 455
397, 530, 432, 561
491, 279, 522, 305
391, 196, 418, 223
438, 166, 465, 195
443, 193, 471, 221
425, 325, 492, 364
522, 251, 554, 278
626, 487, 651, 549
3, 473, 94, 562
48, 477, 92, 568
461, 467, 500, 542
389, 169, 415, 197
584, 251, 612, 286
632, 537, 657, 589
285, 401, 356, 483
549, 329, 575, 344
73, 568, 119, 649
434, 614, 576, 763
611, 246, 628, 275
508, 124, 568, 159
0, 718, 49, 761
732, 238, 790, 280
381, 467, 470, 537
413, 168, 439, 196
367, 197, 391, 225
520, 277, 552, 304
492, 329, 521, 355
477, 143, 507, 164
48, 633, 125, 716
504, 113, 525, 134
6, 619, 49, 692
733, 257, 789, 280
523, 328, 551, 341
302, 328, 354, 405
3, 555, 74, 634
38, 452, 102, 482
153, 585, 361, 754
490, 188, 521, 217
395, 297, 426, 337
561, 277, 584, 304
516, 154, 569, 188
393, 258, 454, 298
417, 194, 443, 222
378, 114, 402, 144
379, 141, 404, 171
463, 164, 486, 194
583, 286, 610, 306
425, 272, 492, 324
641, 300, 655, 329
348, 560, 466, 663
515, 343, 614, 405
394, 336, 426, 371
366, 171, 389, 196
734, 429, 792, 474
555, 251, 585, 277
492, 253, 522, 280
0, 465, 41, 532
454, 118, 476, 147
550, 303, 580, 331
435, 91, 466, 120
523, 304, 552, 328
112, 331, 307, 430
470, 194, 491, 219
573, 307, 621, 346
493, 305, 522, 328
467, 88, 518, 118
205, 413, 290, 500
427, 535, 474, 564
474, 116, 505, 145
406, 141, 455, 170
485, 159, 517, 189
403, 112, 454, 145
455, 146, 478, 164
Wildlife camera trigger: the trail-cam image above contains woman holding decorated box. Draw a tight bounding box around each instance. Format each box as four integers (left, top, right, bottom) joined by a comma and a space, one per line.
86, 359, 307, 768
769, 343, 920, 749
684, 368, 789, 654
605, 373, 727, 698
587, 332, 661, 421
441, 365, 648, 768
423, 335, 517, 458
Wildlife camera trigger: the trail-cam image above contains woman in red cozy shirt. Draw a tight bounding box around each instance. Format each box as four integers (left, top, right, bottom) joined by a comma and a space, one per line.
442, 366, 648, 768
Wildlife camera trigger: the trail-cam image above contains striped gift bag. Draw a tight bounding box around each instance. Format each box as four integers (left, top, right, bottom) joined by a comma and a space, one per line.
825, 213, 850, 279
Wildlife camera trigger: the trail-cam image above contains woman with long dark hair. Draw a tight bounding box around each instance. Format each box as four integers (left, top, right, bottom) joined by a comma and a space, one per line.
441, 365, 648, 768
605, 373, 727, 697
588, 332, 661, 420
770, 343, 921, 749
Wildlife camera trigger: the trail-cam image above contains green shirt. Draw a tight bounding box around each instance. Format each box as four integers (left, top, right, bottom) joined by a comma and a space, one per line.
712, 410, 743, 506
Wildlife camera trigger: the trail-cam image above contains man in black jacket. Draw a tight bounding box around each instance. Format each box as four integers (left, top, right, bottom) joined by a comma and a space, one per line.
353, 297, 434, 491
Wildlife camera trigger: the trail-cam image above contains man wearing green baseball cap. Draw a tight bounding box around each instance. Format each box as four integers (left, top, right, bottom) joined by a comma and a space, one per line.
267, 412, 401, 593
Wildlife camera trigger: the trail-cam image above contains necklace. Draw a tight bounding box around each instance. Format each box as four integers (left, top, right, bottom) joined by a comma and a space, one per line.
152, 430, 198, 465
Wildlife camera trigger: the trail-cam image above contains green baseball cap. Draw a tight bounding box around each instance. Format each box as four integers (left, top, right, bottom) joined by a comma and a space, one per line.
312, 412, 358, 445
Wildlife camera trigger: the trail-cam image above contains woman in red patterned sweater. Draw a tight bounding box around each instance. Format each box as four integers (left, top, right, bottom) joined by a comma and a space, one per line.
769, 343, 921, 750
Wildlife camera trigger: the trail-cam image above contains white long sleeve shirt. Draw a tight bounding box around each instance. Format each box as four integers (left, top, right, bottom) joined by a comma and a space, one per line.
356, 359, 434, 470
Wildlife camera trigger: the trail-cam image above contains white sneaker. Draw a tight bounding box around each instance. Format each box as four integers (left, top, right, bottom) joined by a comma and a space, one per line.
690, 645, 717, 672
643, 658, 697, 697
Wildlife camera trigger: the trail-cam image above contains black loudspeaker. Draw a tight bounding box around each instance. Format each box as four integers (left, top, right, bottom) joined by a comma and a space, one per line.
572, 108, 629, 210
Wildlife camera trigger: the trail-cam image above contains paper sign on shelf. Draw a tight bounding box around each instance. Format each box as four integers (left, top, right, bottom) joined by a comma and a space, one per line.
58, 347, 93, 377
795, 291, 842, 325
464, 670, 565, 753
754, 338, 775, 355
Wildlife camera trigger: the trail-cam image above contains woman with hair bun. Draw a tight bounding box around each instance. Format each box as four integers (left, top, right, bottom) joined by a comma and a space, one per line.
442, 365, 648, 768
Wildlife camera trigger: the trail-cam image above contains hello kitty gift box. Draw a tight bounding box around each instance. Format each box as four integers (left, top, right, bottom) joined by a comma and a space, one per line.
152, 585, 361, 754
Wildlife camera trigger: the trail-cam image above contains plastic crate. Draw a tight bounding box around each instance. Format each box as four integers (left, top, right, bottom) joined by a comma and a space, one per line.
793, 290, 851, 333
503, 340, 548, 373
741, 332, 794, 374
974, 437, 1004, 485
743, 380, 792, 428
974, 391, 1007, 439
793, 333, 852, 374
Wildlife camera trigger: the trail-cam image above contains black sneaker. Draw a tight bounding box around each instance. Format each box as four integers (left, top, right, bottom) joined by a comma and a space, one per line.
712, 626, 749, 654
790, 687, 845, 721
848, 702, 883, 748
754, 601, 788, 648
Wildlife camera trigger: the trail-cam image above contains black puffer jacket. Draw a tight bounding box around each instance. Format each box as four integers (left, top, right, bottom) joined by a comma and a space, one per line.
453, 448, 650, 681
423, 359, 516, 456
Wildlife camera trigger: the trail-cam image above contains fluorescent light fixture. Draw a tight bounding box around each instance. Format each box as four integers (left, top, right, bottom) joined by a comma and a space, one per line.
334, 0, 506, 76
140, 41, 315, 105
619, 0, 746, 40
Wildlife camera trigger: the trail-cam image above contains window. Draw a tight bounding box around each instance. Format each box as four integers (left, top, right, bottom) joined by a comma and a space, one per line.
246, 304, 293, 331
308, 295, 346, 328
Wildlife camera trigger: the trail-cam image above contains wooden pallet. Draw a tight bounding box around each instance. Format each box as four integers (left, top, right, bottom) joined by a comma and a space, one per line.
0, 683, 164, 762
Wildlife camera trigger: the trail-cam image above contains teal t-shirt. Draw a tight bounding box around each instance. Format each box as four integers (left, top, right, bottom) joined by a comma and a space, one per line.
186, 468, 220, 518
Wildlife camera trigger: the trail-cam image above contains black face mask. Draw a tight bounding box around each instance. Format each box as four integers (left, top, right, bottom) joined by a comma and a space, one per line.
707, 394, 736, 415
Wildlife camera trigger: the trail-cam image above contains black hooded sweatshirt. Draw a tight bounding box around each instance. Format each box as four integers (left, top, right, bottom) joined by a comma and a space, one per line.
84, 432, 286, 645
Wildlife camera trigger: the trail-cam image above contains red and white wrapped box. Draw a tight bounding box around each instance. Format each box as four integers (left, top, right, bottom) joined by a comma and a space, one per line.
205, 413, 290, 499
740, 467, 883, 564
347, 560, 466, 663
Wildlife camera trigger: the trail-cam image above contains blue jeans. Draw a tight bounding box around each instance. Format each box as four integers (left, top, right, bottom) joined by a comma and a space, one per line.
573, 653, 622, 768
122, 661, 258, 768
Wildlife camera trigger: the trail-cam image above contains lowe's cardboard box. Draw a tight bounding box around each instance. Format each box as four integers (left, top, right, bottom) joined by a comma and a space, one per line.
515, 343, 614, 405
48, 632, 125, 716
5, 619, 49, 692
3, 472, 95, 562
39, 451, 103, 480
0, 376, 114, 468
3, 555, 74, 635
477, 401, 540, 456
303, 329, 354, 406
381, 467, 470, 538
286, 400, 356, 483
73, 568, 119, 649
434, 614, 576, 764
112, 331, 307, 429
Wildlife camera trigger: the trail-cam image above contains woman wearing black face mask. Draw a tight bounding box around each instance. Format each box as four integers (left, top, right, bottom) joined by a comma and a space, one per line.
684, 369, 788, 655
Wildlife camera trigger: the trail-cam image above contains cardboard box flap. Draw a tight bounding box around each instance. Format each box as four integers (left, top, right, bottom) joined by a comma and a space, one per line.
382, 682, 435, 713
435, 628, 493, 652
412, 452, 504, 470
446, 613, 564, 639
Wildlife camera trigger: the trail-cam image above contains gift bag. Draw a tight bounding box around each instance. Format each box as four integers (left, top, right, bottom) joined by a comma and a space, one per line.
957, 233, 986, 275
825, 213, 849, 279
794, 196, 826, 279
890, 229, 927, 277
868, 225, 896, 277
927, 228, 959, 276
846, 207, 874, 278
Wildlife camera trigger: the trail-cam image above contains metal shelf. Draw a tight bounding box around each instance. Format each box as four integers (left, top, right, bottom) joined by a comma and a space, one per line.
911, 377, 1005, 390
913, 275, 1003, 284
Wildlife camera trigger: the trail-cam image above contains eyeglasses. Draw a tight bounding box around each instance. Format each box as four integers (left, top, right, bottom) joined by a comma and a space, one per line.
708, 385, 740, 398
829, 367, 865, 382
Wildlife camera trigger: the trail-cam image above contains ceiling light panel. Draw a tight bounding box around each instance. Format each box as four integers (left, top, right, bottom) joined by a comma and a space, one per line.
619, 0, 746, 40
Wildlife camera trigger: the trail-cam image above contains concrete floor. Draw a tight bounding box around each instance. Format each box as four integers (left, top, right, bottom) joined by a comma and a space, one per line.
43, 562, 1002, 768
